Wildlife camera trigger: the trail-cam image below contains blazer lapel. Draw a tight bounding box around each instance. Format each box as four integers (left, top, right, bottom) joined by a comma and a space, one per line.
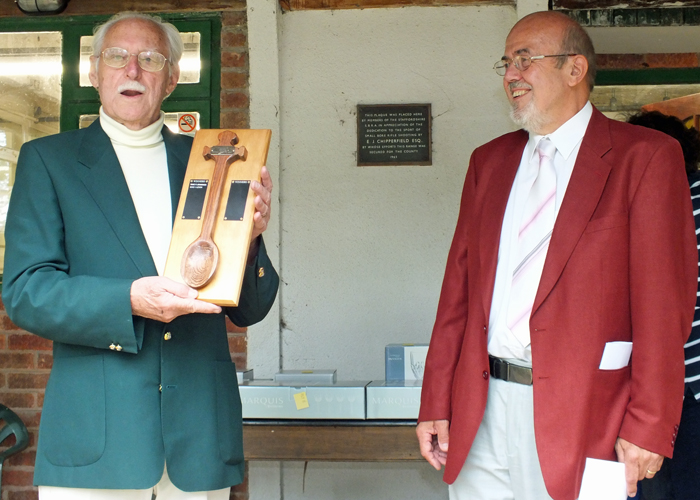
479, 131, 528, 316
533, 107, 613, 314
162, 126, 190, 224
75, 119, 157, 277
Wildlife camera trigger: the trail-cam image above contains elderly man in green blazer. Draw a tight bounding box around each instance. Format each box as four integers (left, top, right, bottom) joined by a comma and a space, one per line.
2, 11, 279, 500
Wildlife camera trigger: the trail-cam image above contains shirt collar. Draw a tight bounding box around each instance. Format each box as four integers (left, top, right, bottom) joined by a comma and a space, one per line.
527, 101, 593, 162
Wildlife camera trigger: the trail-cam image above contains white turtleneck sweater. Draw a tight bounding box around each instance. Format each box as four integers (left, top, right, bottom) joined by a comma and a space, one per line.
99, 108, 172, 276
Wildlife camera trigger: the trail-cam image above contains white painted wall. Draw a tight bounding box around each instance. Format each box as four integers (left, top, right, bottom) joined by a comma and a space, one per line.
247, 2, 516, 499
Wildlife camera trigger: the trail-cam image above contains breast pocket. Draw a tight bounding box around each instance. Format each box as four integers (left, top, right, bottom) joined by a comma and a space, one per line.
42, 354, 106, 466
584, 213, 629, 234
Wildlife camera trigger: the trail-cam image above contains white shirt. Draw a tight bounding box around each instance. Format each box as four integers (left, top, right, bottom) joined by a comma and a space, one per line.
487, 101, 593, 365
99, 108, 172, 276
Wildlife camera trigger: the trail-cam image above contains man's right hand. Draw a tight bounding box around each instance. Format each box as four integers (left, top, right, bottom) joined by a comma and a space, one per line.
416, 419, 449, 470
130, 276, 222, 323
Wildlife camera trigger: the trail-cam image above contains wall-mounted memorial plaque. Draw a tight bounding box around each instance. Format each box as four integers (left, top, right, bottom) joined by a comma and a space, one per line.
357, 104, 431, 166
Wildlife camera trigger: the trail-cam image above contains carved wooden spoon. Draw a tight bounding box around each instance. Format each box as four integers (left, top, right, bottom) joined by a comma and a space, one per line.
181, 130, 247, 289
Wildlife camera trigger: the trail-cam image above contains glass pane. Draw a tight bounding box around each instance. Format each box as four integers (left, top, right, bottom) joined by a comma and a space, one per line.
0, 31, 62, 274
79, 111, 201, 137
80, 32, 201, 87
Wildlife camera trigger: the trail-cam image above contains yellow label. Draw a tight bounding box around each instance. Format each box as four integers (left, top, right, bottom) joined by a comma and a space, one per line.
301, 370, 313, 374
294, 392, 310, 410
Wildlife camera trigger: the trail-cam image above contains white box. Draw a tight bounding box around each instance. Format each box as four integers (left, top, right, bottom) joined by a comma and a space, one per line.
273, 369, 337, 384
237, 369, 254, 384
240, 380, 367, 419
385, 344, 429, 381
366, 380, 422, 419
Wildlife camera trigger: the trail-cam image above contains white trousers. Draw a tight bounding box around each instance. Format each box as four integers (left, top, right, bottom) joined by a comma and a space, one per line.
449, 377, 554, 500
38, 465, 230, 500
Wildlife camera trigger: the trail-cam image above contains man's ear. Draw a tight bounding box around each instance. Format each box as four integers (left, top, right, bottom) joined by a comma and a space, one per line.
568, 54, 588, 88
88, 55, 99, 89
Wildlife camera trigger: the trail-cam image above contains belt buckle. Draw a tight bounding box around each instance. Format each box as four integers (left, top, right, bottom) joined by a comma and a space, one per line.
508, 363, 533, 385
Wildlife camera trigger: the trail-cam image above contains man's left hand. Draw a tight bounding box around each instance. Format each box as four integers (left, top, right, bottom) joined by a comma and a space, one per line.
615, 437, 664, 497
250, 165, 272, 243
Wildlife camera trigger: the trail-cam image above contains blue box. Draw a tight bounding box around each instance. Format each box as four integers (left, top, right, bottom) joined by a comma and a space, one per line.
385, 344, 429, 381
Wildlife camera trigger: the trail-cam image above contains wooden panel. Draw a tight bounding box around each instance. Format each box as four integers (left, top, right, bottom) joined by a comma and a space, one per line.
554, 0, 700, 9
243, 424, 422, 461
0, 0, 245, 17
281, 0, 513, 11
164, 129, 271, 306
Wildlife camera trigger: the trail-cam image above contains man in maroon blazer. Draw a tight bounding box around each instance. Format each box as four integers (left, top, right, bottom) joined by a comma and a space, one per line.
417, 11, 697, 500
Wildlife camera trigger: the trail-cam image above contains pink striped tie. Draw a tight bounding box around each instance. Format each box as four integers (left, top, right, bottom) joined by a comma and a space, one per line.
507, 138, 557, 347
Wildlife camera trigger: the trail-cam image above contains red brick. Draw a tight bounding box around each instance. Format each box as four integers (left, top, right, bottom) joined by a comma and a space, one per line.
2, 315, 22, 330
37, 354, 53, 369
3, 469, 34, 486
222, 32, 247, 49
225, 318, 247, 334
222, 51, 247, 69
231, 354, 246, 370
221, 92, 249, 109
596, 53, 645, 70
0, 373, 6, 388
0, 392, 35, 408
645, 53, 699, 68
220, 111, 249, 129
8, 334, 52, 351
37, 392, 44, 408
228, 334, 247, 354
0, 353, 35, 369
15, 410, 41, 429
8, 374, 49, 390
222, 71, 249, 90
0, 332, 7, 349
7, 449, 35, 467
9, 489, 39, 500
222, 11, 247, 28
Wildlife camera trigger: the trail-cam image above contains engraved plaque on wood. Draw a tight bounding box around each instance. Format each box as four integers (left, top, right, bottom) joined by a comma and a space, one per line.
164, 129, 272, 306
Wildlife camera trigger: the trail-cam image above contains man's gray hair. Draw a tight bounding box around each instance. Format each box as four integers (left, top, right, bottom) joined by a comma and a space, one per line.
558, 21, 597, 92
92, 12, 184, 65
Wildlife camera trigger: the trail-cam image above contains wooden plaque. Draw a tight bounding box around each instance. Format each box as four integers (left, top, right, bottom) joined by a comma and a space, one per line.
164, 128, 272, 306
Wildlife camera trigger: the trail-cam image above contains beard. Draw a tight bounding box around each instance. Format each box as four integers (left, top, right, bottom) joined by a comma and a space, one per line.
508, 83, 547, 134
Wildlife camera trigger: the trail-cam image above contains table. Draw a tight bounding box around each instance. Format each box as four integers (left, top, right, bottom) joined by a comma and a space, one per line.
242, 420, 422, 461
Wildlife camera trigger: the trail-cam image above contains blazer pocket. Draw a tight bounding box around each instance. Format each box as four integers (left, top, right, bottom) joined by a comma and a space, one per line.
42, 354, 106, 467
584, 213, 629, 234
215, 361, 244, 465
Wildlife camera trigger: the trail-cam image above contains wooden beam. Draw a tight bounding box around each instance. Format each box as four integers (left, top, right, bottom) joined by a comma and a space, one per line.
243, 423, 422, 461
0, 0, 246, 18
554, 0, 700, 9
280, 0, 513, 11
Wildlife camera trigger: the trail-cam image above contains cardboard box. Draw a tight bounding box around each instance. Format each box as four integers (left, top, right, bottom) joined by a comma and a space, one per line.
366, 381, 422, 420
240, 380, 367, 419
273, 369, 337, 385
385, 344, 429, 381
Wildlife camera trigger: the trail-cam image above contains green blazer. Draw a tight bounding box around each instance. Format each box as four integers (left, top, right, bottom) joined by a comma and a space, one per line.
2, 120, 279, 491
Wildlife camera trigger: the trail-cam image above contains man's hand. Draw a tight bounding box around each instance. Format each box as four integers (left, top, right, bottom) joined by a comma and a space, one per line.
250, 166, 273, 244
131, 276, 222, 323
615, 437, 664, 497
417, 419, 450, 470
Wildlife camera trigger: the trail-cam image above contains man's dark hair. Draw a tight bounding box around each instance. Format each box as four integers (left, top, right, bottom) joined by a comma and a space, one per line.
628, 111, 700, 176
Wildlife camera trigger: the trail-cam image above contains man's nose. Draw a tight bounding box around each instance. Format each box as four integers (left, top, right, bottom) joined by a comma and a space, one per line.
504, 61, 522, 81
124, 54, 141, 77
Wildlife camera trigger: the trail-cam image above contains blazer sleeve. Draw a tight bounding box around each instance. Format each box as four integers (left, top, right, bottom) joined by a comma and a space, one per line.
2, 140, 140, 353
418, 151, 478, 422
619, 138, 697, 457
226, 236, 279, 327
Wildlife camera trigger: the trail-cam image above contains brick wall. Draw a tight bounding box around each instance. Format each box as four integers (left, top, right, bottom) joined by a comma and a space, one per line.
0, 8, 252, 500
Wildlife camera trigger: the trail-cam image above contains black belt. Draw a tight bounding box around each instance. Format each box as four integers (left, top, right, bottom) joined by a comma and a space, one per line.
489, 356, 533, 385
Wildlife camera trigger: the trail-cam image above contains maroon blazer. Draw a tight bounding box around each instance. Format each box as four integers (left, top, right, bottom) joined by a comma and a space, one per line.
419, 107, 697, 500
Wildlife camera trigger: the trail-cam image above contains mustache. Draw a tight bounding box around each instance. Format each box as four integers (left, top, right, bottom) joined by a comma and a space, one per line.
508, 82, 533, 92
118, 81, 147, 93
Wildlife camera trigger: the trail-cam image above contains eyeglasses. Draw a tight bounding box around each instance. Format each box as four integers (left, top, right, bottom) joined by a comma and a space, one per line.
99, 47, 170, 72
493, 53, 577, 76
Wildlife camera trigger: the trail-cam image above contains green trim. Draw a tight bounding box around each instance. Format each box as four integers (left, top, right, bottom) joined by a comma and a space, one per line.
0, 12, 222, 132
596, 68, 700, 86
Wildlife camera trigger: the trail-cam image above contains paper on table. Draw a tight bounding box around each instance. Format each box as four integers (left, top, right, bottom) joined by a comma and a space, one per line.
578, 458, 627, 500
599, 341, 633, 370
